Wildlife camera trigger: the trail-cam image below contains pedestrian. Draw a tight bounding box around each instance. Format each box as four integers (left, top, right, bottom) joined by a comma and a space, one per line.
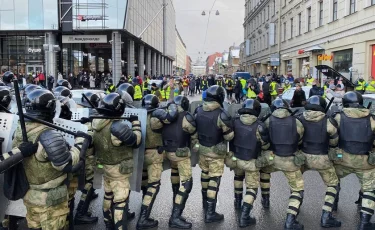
17, 72, 24, 88
234, 78, 242, 104
270, 78, 278, 101
38, 71, 45, 87
355, 76, 367, 94
262, 76, 272, 105
47, 74, 54, 91
89, 73, 95, 89
182, 76, 189, 96
309, 80, 324, 97
189, 77, 196, 96
201, 76, 209, 91
225, 76, 234, 99
195, 76, 201, 94
291, 83, 306, 107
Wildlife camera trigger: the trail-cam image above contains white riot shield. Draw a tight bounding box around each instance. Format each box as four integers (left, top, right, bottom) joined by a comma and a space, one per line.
92, 108, 147, 192
0, 113, 19, 153
71, 108, 90, 121
53, 118, 88, 147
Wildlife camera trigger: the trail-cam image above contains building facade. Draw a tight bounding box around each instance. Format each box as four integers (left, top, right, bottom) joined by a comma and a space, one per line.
228, 46, 241, 74
186, 55, 192, 75
206, 52, 223, 74
244, 0, 375, 81
192, 64, 206, 76
0, 0, 176, 84
173, 28, 187, 75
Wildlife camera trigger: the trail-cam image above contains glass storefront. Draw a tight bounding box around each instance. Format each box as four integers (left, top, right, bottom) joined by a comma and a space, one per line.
333, 49, 353, 73
298, 57, 310, 77
0, 35, 45, 74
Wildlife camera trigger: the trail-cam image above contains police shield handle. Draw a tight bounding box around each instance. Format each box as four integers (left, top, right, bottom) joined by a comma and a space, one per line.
82, 93, 96, 108
88, 115, 139, 122
12, 78, 28, 142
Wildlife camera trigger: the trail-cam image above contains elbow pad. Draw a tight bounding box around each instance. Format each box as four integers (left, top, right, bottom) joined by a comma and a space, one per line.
185, 112, 196, 127
152, 104, 178, 122
220, 109, 232, 128
110, 121, 137, 147
39, 130, 71, 167
258, 122, 270, 143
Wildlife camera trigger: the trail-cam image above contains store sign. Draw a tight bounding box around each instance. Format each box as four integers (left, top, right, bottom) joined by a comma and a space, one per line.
77, 15, 104, 21
318, 54, 333, 61
298, 50, 305, 54
270, 53, 280, 66
28, 48, 42, 53
86, 43, 112, 49
62, 35, 107, 43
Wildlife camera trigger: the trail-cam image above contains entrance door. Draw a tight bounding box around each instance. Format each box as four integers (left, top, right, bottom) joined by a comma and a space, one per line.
26, 65, 44, 74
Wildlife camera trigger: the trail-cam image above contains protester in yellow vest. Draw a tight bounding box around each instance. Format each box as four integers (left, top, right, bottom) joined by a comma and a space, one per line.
239, 77, 246, 90
355, 77, 367, 94
365, 78, 375, 94
283, 80, 292, 91
270, 79, 278, 101
106, 79, 116, 94
151, 83, 163, 101
225, 77, 234, 99
247, 85, 257, 99
133, 78, 142, 100
306, 75, 314, 86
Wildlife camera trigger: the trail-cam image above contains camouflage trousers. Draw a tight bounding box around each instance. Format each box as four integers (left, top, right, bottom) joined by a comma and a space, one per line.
141, 149, 163, 207
66, 174, 79, 229
24, 199, 69, 230
166, 151, 193, 206
234, 159, 261, 206
199, 154, 225, 200
302, 153, 339, 212
262, 156, 304, 216
103, 164, 131, 229
334, 152, 375, 216
79, 153, 96, 205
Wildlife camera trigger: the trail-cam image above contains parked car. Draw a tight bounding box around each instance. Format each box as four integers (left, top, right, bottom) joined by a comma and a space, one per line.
281, 86, 312, 103
232, 72, 251, 81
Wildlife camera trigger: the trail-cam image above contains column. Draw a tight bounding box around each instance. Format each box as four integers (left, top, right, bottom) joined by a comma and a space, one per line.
152, 52, 157, 76
127, 39, 135, 79
156, 54, 161, 77
166, 59, 169, 75
138, 45, 144, 79
111, 32, 122, 85
146, 49, 151, 76
45, 32, 57, 83
161, 56, 164, 76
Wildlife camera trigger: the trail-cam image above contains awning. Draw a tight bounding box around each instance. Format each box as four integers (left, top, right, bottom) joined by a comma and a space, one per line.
304, 45, 324, 52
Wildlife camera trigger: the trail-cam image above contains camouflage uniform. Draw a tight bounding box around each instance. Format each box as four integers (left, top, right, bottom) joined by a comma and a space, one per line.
92, 119, 142, 230
333, 108, 375, 220
12, 122, 83, 230
263, 109, 305, 217
196, 101, 234, 209
299, 111, 339, 213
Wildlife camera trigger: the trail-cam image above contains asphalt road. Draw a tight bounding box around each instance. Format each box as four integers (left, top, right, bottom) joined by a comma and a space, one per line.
76, 93, 369, 230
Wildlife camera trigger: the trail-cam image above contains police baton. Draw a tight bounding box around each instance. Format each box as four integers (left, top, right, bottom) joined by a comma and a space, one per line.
12, 78, 28, 142
325, 97, 335, 114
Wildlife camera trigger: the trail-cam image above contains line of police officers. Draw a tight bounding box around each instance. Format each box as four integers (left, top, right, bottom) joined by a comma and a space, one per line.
0, 72, 375, 230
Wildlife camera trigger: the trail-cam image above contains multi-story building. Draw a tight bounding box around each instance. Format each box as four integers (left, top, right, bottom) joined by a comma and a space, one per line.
192, 63, 206, 76
244, 0, 375, 80
228, 46, 241, 74
186, 55, 192, 75
173, 28, 187, 75
206, 52, 223, 74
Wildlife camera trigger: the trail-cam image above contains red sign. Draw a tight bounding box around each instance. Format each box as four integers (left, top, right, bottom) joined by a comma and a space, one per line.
372, 45, 375, 79
298, 50, 305, 54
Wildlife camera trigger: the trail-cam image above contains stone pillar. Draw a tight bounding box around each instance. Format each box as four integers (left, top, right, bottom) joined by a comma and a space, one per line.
152, 52, 157, 76
127, 39, 135, 79
146, 49, 151, 76
111, 32, 122, 85
138, 45, 144, 79
156, 54, 161, 77
161, 56, 164, 76
45, 32, 57, 83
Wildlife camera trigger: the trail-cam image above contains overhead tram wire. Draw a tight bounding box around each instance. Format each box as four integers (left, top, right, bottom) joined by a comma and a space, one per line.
201, 0, 218, 55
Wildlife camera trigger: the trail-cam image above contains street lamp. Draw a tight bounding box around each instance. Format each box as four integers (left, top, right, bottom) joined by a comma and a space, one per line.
201, 10, 220, 16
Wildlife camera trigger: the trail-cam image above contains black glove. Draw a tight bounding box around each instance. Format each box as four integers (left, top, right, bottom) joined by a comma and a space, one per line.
18, 142, 39, 158
128, 115, 139, 123
79, 117, 91, 124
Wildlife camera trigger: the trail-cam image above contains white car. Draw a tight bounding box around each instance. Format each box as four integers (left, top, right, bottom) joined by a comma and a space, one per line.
363, 94, 375, 112
71, 89, 105, 100
281, 86, 312, 103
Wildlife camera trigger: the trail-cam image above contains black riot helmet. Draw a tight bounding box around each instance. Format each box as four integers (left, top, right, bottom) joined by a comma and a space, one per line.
24, 84, 42, 97
142, 94, 159, 110
25, 89, 56, 121
174, 95, 190, 111
117, 83, 135, 99
205, 85, 226, 105
342, 91, 364, 108
57, 96, 73, 120
0, 86, 11, 110
2, 71, 14, 84
238, 99, 262, 117
53, 86, 72, 98
80, 91, 100, 108
56, 79, 72, 89
305, 96, 327, 112
270, 98, 290, 112
98, 93, 125, 116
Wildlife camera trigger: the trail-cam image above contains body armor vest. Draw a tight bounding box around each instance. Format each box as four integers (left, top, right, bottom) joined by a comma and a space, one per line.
339, 113, 373, 155
145, 114, 163, 149
94, 120, 133, 165
299, 115, 329, 155
196, 107, 223, 147
233, 118, 261, 161
14, 124, 64, 185
162, 111, 190, 152
269, 115, 298, 157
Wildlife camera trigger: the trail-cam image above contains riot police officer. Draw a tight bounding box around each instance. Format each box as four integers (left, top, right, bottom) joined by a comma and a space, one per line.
136, 94, 178, 229
79, 91, 100, 108
53, 86, 72, 98
333, 92, 375, 230
117, 83, 135, 100
2, 71, 14, 88
56, 79, 72, 89
195, 85, 234, 223
229, 99, 270, 227
298, 96, 341, 228
152, 95, 197, 229
92, 93, 142, 230
263, 98, 305, 230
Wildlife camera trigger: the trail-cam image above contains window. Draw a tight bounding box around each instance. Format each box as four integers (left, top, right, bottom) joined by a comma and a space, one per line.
333, 0, 338, 21
266, 32, 269, 48
333, 49, 353, 73
307, 7, 311, 32
273, 0, 276, 15
350, 0, 355, 14
260, 12, 262, 23
372, 0, 375, 6
284, 0, 287, 7
267, 5, 270, 20
298, 13, 302, 35
264, 9, 266, 22
319, 1, 323, 26
290, 18, 293, 38
283, 22, 286, 41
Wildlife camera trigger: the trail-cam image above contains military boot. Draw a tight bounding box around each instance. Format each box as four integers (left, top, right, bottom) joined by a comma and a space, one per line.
136, 205, 158, 230
105, 221, 114, 230
234, 193, 242, 210
238, 203, 256, 228
320, 210, 341, 228
202, 190, 208, 210
284, 213, 304, 230
205, 199, 224, 223
358, 213, 375, 230
169, 206, 192, 229
261, 194, 270, 209
74, 188, 98, 225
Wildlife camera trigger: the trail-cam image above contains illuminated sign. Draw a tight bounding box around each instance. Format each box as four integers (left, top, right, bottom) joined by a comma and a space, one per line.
77, 15, 104, 21
28, 48, 41, 53
318, 54, 333, 61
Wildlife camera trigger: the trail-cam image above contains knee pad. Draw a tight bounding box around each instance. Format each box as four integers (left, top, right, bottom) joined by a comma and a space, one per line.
183, 178, 193, 194
211, 176, 222, 186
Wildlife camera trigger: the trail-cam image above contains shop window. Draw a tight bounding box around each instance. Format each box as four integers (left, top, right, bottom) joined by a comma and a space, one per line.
333, 0, 338, 21
307, 7, 311, 32
350, 0, 356, 14
319, 1, 323, 26
333, 49, 353, 73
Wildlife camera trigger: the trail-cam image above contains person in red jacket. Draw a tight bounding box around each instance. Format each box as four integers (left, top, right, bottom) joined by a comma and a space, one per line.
38, 71, 46, 87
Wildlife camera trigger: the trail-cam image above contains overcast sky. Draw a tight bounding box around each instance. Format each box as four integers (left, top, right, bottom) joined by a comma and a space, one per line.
174, 0, 245, 64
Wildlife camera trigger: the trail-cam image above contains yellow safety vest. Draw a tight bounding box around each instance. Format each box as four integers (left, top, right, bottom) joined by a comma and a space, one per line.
306, 78, 314, 86
134, 85, 142, 100
356, 80, 366, 91
247, 89, 257, 99
283, 84, 291, 91
240, 79, 246, 90
106, 85, 116, 94
143, 79, 149, 90
165, 86, 171, 100
160, 89, 165, 99
270, 82, 278, 96
366, 81, 375, 92
225, 79, 234, 90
